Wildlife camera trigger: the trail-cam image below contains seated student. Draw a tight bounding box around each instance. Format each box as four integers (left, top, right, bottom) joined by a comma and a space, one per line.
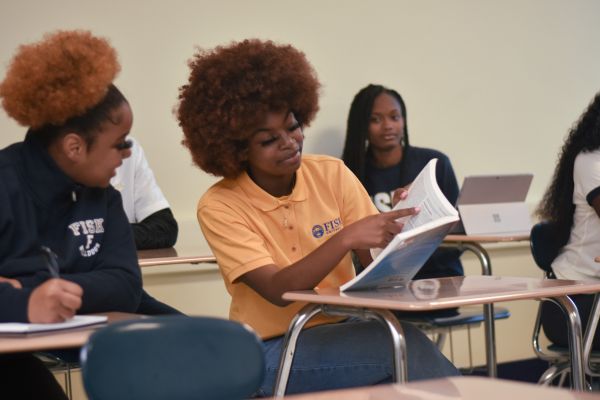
111, 137, 178, 250
342, 84, 463, 280
111, 138, 182, 315
0, 279, 83, 400
0, 30, 143, 397
536, 90, 600, 350
176, 39, 459, 396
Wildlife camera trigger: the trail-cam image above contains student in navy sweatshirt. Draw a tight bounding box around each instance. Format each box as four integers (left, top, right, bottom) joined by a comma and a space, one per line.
0, 30, 142, 399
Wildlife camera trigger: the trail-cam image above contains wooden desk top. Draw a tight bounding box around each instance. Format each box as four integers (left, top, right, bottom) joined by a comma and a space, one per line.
277, 376, 598, 399
283, 276, 600, 311
137, 247, 216, 267
0, 312, 141, 354
444, 234, 530, 243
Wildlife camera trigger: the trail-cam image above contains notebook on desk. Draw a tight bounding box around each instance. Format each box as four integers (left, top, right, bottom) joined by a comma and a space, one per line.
0, 315, 107, 336
453, 174, 533, 236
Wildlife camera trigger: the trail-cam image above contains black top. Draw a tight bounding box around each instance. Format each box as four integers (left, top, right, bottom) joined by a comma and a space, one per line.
0, 132, 142, 322
132, 208, 178, 250
365, 146, 463, 279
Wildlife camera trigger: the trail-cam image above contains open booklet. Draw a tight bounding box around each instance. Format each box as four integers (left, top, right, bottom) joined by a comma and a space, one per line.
340, 158, 459, 291
0, 315, 107, 335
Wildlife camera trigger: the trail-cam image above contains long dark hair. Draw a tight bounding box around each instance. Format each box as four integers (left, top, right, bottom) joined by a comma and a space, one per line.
341, 84, 409, 184
537, 92, 600, 244
32, 84, 128, 148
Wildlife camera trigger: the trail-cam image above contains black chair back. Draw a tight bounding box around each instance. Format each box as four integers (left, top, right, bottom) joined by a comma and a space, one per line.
530, 221, 564, 277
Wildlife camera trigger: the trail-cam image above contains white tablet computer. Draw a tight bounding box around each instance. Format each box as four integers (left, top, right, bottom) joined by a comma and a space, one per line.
456, 174, 533, 236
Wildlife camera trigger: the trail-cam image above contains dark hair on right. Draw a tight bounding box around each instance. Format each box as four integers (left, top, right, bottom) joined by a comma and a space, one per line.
537, 92, 600, 244
341, 84, 409, 184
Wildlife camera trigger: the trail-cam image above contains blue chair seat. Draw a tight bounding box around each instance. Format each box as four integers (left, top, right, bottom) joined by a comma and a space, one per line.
80, 315, 265, 400
423, 306, 510, 328
399, 305, 510, 329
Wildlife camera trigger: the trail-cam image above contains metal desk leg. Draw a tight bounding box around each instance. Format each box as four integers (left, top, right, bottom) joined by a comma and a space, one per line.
554, 296, 584, 391
365, 308, 408, 382
322, 306, 407, 383
456, 241, 497, 378
273, 304, 407, 397
274, 303, 323, 397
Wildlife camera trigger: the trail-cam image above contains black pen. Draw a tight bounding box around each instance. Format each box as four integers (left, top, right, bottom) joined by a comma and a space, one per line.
40, 246, 60, 278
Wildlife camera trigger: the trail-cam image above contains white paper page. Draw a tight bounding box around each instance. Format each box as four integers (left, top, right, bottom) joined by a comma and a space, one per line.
393, 158, 457, 231
0, 315, 107, 334
371, 159, 458, 259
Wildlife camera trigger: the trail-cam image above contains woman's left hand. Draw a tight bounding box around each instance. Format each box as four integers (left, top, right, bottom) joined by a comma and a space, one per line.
391, 185, 410, 207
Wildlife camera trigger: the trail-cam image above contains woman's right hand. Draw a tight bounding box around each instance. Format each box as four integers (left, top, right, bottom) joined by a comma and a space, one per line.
340, 207, 419, 250
27, 279, 83, 323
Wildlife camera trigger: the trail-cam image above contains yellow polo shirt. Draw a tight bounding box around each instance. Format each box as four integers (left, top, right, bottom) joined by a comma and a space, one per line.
198, 155, 378, 339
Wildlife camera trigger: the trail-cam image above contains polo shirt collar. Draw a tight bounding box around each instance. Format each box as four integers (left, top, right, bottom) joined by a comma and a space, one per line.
237, 167, 308, 212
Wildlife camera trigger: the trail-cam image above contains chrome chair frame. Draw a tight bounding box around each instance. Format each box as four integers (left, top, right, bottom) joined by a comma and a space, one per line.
530, 221, 600, 387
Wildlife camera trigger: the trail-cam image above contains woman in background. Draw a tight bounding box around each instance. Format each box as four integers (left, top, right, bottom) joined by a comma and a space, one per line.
111, 137, 178, 250
537, 91, 600, 350
342, 84, 463, 279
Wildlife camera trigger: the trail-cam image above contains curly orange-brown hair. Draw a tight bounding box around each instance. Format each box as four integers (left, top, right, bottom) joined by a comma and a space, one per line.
0, 30, 120, 129
177, 39, 320, 179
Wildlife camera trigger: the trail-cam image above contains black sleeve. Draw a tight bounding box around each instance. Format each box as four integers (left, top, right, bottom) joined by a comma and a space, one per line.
435, 154, 460, 206
131, 208, 178, 250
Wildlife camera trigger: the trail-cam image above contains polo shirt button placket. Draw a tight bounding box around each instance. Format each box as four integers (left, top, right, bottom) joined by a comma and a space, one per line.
281, 203, 291, 228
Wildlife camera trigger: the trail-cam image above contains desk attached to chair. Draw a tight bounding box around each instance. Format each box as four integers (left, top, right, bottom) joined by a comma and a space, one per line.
0, 312, 141, 354
277, 275, 600, 394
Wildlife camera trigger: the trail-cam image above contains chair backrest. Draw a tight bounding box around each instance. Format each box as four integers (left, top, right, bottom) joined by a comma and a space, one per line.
529, 221, 564, 276
80, 315, 265, 400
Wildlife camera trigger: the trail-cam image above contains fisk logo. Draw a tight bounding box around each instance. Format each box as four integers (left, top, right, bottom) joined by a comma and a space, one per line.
67, 218, 104, 257
312, 217, 342, 238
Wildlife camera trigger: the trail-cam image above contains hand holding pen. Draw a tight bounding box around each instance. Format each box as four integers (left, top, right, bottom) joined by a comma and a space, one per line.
40, 245, 60, 278
27, 246, 83, 323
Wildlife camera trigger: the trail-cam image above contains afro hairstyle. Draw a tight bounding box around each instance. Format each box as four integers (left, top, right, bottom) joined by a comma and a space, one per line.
177, 39, 320, 179
0, 30, 120, 129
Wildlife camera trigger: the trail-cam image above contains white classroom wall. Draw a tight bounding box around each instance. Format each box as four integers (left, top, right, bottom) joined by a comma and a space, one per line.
1, 1, 600, 381
2, 0, 600, 233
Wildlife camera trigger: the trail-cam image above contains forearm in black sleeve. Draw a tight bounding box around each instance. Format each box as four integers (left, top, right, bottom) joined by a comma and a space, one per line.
131, 208, 179, 250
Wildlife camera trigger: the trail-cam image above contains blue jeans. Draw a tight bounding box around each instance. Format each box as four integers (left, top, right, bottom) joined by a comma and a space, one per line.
256, 319, 460, 396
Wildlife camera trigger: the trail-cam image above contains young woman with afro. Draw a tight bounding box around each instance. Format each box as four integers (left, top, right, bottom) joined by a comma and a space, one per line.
177, 39, 459, 396
537, 91, 600, 351
0, 30, 143, 399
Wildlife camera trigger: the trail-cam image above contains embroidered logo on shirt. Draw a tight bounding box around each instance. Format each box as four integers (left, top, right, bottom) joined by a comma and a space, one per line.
67, 219, 104, 257
312, 217, 342, 238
